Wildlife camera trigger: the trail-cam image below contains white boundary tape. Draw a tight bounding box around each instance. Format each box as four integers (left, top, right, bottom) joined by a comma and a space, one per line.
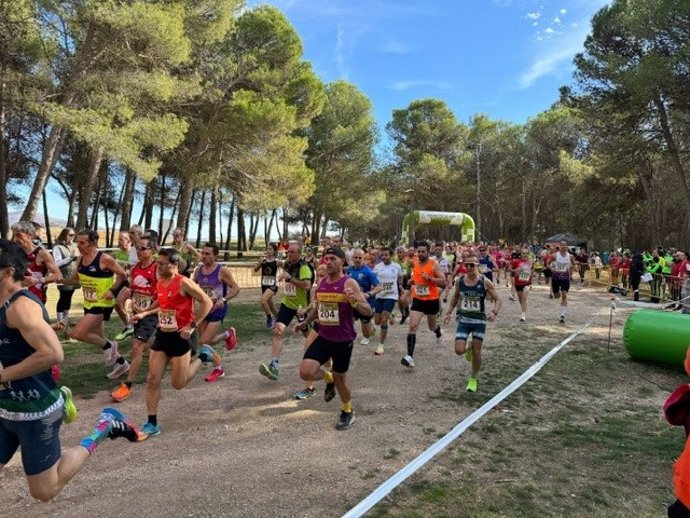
342, 322, 591, 518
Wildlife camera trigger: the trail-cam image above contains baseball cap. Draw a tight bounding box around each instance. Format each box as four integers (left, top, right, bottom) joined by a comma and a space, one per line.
324, 247, 347, 261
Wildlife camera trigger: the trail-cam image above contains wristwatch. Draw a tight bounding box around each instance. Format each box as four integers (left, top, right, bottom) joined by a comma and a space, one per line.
190, 321, 197, 329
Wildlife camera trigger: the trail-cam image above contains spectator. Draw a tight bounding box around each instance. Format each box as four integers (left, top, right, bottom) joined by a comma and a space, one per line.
52, 227, 80, 332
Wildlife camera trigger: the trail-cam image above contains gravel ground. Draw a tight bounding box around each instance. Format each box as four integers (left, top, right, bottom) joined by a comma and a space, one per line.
1, 280, 621, 518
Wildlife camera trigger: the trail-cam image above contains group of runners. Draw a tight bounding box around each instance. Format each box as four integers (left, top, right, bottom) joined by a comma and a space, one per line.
2, 223, 587, 502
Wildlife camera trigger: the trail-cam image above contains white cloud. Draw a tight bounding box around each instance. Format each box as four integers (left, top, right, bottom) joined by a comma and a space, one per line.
335, 25, 347, 78
390, 80, 452, 92
553, 16, 561, 24
533, 21, 539, 26
382, 40, 409, 54
560, 8, 567, 14
526, 11, 541, 20
545, 27, 555, 34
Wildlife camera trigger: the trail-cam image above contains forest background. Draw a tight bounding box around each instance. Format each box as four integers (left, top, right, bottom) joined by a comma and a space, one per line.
1, 0, 689, 251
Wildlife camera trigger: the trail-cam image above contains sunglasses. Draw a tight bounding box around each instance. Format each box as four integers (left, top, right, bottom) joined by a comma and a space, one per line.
137, 246, 151, 251
465, 263, 476, 267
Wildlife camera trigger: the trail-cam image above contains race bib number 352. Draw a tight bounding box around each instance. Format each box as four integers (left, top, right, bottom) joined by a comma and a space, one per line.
158, 309, 178, 331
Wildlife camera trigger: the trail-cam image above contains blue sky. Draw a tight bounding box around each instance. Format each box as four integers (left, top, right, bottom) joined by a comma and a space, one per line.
248, 0, 610, 129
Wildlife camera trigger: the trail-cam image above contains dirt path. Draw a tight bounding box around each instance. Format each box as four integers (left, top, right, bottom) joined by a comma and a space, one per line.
1, 282, 628, 517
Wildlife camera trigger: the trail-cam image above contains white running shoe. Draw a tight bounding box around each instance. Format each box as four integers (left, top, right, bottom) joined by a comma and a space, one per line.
104, 341, 119, 366
401, 354, 415, 368
360, 337, 370, 346
374, 345, 384, 355
520, 315, 526, 322
107, 360, 130, 380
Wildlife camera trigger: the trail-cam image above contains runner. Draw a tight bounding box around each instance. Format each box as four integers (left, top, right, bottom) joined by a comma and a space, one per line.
69, 229, 131, 379
171, 228, 201, 277
541, 244, 555, 298
477, 245, 499, 283
401, 242, 446, 369
0, 239, 140, 502
372, 247, 403, 355
254, 243, 279, 328
259, 243, 312, 382
192, 243, 239, 383
443, 252, 502, 392
512, 247, 534, 322
131, 248, 213, 437
111, 234, 158, 402
393, 246, 412, 324
347, 248, 381, 346
548, 240, 576, 323
295, 246, 372, 430
10, 221, 62, 306
113, 231, 135, 341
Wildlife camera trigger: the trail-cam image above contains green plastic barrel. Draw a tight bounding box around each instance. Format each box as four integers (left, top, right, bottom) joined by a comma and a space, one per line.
623, 310, 690, 368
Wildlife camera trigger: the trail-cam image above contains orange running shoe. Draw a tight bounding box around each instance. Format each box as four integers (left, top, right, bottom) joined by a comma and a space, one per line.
111, 383, 132, 402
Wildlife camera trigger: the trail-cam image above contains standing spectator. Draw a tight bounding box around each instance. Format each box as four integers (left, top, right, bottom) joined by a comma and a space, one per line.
671, 252, 686, 309
620, 252, 631, 288
630, 252, 645, 302
609, 251, 621, 287
52, 227, 79, 332
591, 252, 603, 280
575, 248, 589, 284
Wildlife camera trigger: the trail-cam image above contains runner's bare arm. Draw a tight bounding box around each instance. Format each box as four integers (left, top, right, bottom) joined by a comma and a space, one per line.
39, 248, 63, 283
181, 277, 213, 324
101, 253, 127, 299
221, 267, 240, 301
345, 278, 373, 316
0, 297, 63, 382
484, 279, 502, 321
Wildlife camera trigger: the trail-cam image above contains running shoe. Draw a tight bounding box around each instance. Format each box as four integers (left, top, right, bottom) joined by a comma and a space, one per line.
106, 360, 130, 380
360, 337, 370, 346
401, 354, 415, 368
103, 341, 119, 366
509, 295, 515, 301
466, 377, 478, 392
435, 332, 443, 347
259, 362, 279, 381
205, 366, 225, 383
111, 382, 132, 402
294, 387, 316, 400
109, 418, 144, 442
335, 410, 356, 430
324, 382, 336, 402
559, 315, 565, 324
141, 422, 161, 437
265, 315, 274, 328
60, 386, 78, 424
225, 327, 238, 351
198, 345, 219, 365
374, 345, 385, 355
115, 326, 135, 341
520, 315, 526, 322
465, 349, 473, 362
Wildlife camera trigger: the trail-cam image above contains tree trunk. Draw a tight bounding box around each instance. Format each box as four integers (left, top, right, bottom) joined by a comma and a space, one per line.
137, 182, 148, 226
158, 171, 167, 237
249, 213, 260, 250
209, 182, 218, 243
119, 167, 136, 231
265, 209, 277, 246
224, 195, 235, 250
162, 185, 181, 245
176, 178, 194, 231
109, 170, 128, 245
282, 207, 289, 239
143, 181, 154, 230
42, 190, 53, 247
237, 206, 246, 251
89, 174, 102, 230
76, 147, 104, 229
195, 190, 206, 248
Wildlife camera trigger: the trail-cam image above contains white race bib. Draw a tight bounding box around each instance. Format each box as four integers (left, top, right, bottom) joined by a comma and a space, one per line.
158, 309, 178, 331
262, 275, 276, 286
518, 268, 531, 281
83, 286, 98, 302
318, 302, 340, 325
132, 292, 152, 310
380, 281, 395, 297
283, 282, 296, 297
461, 296, 481, 312
415, 284, 430, 297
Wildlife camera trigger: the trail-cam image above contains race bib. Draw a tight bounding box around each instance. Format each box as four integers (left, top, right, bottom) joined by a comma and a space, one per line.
283, 282, 296, 297
479, 264, 488, 273
415, 284, 430, 297
158, 309, 178, 331
380, 282, 395, 297
132, 292, 152, 310
262, 275, 276, 286
518, 268, 531, 281
318, 302, 340, 325
461, 296, 481, 312
83, 286, 98, 302
555, 262, 568, 272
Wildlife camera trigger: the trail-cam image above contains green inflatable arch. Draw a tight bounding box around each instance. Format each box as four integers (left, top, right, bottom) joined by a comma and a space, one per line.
402, 210, 476, 244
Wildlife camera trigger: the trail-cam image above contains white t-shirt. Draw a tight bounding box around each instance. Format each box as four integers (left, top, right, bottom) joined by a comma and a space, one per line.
373, 262, 403, 300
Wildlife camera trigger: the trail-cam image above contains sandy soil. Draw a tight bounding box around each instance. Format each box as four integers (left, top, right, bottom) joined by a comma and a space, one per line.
1, 280, 628, 517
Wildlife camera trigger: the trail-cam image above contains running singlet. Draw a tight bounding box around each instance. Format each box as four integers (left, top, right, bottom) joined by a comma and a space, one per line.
348, 265, 379, 294
373, 262, 403, 300
78, 252, 115, 309
130, 261, 158, 312
281, 260, 312, 310
195, 264, 227, 303
156, 274, 194, 331
478, 255, 494, 281
26, 247, 47, 303
551, 252, 572, 281
411, 258, 440, 300
315, 276, 357, 342
514, 260, 533, 286
457, 275, 487, 324
259, 259, 278, 288
0, 290, 61, 421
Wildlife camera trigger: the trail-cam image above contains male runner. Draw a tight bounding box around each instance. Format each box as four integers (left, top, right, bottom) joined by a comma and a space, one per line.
372, 247, 403, 355
548, 240, 576, 323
